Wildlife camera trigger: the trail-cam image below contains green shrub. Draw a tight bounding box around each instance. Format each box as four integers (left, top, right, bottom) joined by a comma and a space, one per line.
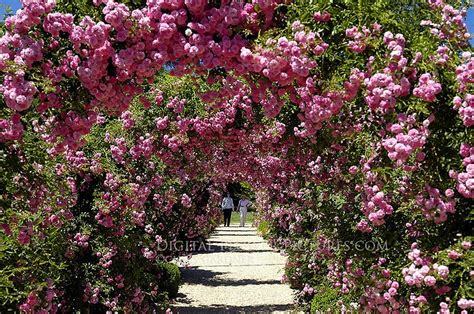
257, 221, 270, 239
310, 283, 354, 313
158, 263, 181, 299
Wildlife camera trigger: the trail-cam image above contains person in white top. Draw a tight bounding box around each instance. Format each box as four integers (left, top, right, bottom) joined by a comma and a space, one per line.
221, 193, 234, 227
237, 198, 252, 227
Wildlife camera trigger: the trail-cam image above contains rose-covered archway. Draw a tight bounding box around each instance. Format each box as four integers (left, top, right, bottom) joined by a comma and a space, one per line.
0, 0, 473, 312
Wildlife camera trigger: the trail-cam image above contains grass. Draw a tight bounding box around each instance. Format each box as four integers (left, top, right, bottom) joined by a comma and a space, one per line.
229, 211, 255, 226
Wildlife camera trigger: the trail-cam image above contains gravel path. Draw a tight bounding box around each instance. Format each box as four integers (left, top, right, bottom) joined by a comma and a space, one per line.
172, 224, 296, 313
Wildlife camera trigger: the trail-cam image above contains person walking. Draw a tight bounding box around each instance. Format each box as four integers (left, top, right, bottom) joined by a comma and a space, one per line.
237, 197, 252, 227
221, 193, 234, 227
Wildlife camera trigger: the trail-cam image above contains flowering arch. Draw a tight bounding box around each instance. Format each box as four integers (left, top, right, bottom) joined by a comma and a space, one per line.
0, 0, 473, 312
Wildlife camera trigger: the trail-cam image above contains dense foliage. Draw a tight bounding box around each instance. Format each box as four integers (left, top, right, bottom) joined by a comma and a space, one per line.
0, 0, 473, 312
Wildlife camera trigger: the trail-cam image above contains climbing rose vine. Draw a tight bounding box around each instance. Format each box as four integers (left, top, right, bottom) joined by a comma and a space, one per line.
0, 0, 473, 312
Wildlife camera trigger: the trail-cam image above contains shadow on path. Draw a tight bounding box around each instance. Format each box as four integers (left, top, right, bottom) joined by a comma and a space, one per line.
172, 226, 295, 312
209, 241, 263, 244
181, 268, 282, 287
174, 304, 296, 313
180, 268, 226, 282
189, 244, 274, 255
211, 233, 261, 236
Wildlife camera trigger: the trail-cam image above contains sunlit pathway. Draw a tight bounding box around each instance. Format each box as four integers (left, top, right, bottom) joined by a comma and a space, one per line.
172, 225, 296, 313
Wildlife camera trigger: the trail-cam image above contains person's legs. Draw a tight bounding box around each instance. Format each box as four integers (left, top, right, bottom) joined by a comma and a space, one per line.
241, 208, 247, 227
223, 209, 228, 226
224, 208, 231, 226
